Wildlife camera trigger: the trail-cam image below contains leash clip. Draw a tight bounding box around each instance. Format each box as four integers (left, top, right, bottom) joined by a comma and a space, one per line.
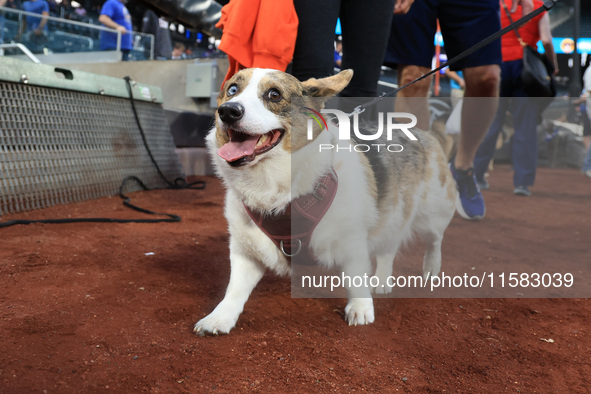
347, 105, 365, 118
280, 239, 302, 257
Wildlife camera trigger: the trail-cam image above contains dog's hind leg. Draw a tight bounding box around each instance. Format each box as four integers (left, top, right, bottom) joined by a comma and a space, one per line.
417, 209, 453, 281
421, 232, 443, 281
414, 180, 454, 281
194, 253, 265, 336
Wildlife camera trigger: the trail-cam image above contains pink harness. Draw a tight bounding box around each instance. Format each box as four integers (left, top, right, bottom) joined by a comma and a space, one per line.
243, 169, 338, 261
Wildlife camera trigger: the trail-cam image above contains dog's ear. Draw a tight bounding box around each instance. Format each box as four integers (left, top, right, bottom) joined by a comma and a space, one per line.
302, 69, 353, 98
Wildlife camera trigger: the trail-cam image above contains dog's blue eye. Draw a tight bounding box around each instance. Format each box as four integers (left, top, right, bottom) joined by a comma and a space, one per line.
227, 85, 238, 96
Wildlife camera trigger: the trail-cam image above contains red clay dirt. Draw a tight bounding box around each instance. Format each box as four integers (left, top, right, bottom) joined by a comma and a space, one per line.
1, 165, 590, 392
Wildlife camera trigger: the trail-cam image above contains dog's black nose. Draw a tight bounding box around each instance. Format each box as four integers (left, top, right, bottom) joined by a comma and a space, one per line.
218, 102, 245, 124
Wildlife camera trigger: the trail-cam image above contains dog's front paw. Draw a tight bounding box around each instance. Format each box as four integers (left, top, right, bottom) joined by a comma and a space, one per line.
344, 298, 375, 326
193, 312, 238, 336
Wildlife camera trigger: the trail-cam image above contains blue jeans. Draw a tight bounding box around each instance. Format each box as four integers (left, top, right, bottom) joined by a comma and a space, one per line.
474, 59, 541, 187
583, 144, 591, 172
121, 49, 131, 61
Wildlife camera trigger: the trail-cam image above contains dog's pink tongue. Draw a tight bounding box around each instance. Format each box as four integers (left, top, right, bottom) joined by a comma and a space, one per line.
217, 133, 260, 162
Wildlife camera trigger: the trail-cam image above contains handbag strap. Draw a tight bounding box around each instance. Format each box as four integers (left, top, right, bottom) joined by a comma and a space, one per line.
500, 0, 527, 47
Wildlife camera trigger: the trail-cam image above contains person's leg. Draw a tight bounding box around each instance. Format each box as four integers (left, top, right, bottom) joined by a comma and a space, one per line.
584, 135, 591, 152
582, 144, 591, 176
385, 0, 437, 130
454, 64, 500, 170
339, 0, 395, 97
583, 102, 591, 174
473, 100, 506, 184
508, 57, 539, 190
581, 113, 591, 175
437, 0, 502, 170
473, 61, 515, 184
439, 0, 501, 220
511, 96, 539, 189
450, 87, 464, 109
291, 0, 341, 81
396, 65, 432, 130
447, 64, 500, 220
582, 102, 591, 151
121, 49, 131, 61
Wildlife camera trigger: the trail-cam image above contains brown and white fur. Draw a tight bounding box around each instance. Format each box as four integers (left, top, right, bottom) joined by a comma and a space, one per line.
194, 68, 456, 335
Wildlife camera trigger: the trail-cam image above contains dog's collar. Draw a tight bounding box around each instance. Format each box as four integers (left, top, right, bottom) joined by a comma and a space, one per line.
244, 169, 338, 262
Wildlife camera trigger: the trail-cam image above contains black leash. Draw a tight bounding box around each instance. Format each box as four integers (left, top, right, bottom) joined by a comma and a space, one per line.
349, 0, 558, 116
0, 177, 181, 228
123, 76, 206, 190
0, 79, 207, 228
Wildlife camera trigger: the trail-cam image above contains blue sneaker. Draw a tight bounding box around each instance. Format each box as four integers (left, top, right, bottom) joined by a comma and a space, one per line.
450, 163, 485, 220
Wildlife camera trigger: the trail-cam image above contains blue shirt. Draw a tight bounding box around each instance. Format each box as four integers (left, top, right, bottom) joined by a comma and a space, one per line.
22, 0, 49, 33
450, 70, 464, 90
334, 50, 342, 68
100, 0, 133, 50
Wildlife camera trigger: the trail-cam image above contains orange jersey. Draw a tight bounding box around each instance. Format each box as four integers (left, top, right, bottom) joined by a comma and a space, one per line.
216, 0, 299, 87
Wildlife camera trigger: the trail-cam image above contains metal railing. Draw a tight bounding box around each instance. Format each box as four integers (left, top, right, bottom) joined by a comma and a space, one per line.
0, 42, 40, 62
0, 6, 154, 61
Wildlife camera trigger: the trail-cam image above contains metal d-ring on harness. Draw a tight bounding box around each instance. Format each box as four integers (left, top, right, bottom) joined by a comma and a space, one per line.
244, 169, 339, 260
280, 239, 302, 257
278, 178, 330, 257
346, 0, 558, 118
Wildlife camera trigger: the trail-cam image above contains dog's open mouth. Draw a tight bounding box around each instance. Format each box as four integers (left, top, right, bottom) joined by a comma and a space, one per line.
217, 129, 284, 166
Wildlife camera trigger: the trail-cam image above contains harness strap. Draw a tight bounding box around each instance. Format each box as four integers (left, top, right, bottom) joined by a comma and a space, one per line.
244, 169, 338, 262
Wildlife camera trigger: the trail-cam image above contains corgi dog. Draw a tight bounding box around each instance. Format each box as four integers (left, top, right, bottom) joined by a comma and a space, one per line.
194, 68, 456, 335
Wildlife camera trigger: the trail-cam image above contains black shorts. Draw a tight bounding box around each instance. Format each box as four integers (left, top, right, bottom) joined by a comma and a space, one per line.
385, 0, 502, 71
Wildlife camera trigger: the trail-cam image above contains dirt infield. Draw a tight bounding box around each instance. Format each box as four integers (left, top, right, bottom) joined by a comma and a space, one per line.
1, 164, 590, 392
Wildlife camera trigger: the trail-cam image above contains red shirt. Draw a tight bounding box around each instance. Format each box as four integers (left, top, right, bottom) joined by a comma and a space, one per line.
500, 0, 545, 62
216, 0, 299, 87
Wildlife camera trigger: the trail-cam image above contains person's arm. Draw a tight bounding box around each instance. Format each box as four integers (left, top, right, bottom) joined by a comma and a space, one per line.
33, 10, 49, 35
99, 13, 127, 33
444, 68, 465, 89
512, 0, 533, 14
538, 13, 558, 74
0, 0, 7, 8
393, 0, 415, 14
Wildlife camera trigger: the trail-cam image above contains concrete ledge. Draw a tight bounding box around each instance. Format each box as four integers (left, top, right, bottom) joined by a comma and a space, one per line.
55, 58, 228, 114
